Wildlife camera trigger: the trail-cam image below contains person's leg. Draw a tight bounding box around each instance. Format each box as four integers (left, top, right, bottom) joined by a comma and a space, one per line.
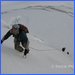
20, 31, 29, 55
22, 39, 29, 50
22, 40, 30, 55
14, 38, 23, 52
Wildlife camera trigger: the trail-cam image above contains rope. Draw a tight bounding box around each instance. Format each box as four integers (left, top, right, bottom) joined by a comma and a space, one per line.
29, 46, 54, 51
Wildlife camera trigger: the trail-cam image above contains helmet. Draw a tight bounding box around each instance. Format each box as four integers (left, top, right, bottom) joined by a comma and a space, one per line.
12, 24, 20, 35
12, 24, 20, 29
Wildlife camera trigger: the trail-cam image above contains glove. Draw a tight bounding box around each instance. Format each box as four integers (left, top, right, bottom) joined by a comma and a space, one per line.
1, 40, 3, 44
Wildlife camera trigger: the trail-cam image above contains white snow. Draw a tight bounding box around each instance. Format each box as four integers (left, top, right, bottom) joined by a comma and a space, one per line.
1, 2, 74, 74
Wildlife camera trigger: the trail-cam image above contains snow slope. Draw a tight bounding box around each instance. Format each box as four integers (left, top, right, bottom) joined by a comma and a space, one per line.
1, 2, 74, 74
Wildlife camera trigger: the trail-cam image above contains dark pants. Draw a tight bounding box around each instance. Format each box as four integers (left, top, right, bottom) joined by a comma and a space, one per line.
14, 32, 29, 52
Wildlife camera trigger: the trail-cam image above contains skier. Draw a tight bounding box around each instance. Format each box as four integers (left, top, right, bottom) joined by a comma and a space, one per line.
1, 24, 29, 56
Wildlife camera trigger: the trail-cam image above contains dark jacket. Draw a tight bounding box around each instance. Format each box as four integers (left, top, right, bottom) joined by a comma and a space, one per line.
1, 24, 29, 43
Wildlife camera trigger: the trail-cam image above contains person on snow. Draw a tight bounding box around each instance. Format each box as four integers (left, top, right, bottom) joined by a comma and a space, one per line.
1, 24, 29, 56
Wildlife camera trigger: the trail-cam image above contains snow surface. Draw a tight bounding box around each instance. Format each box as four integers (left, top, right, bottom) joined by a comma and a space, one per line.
1, 2, 74, 74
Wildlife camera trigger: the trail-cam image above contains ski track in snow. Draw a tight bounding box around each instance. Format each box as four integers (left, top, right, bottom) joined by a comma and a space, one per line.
1, 5, 73, 17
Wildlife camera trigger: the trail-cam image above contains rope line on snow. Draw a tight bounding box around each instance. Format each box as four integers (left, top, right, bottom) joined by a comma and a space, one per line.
29, 46, 54, 51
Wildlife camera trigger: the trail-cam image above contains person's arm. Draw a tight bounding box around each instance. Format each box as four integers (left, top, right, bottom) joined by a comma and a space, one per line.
18, 24, 29, 33
1, 30, 12, 43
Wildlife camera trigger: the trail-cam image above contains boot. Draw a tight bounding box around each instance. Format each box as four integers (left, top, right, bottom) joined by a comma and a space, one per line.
24, 49, 29, 56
